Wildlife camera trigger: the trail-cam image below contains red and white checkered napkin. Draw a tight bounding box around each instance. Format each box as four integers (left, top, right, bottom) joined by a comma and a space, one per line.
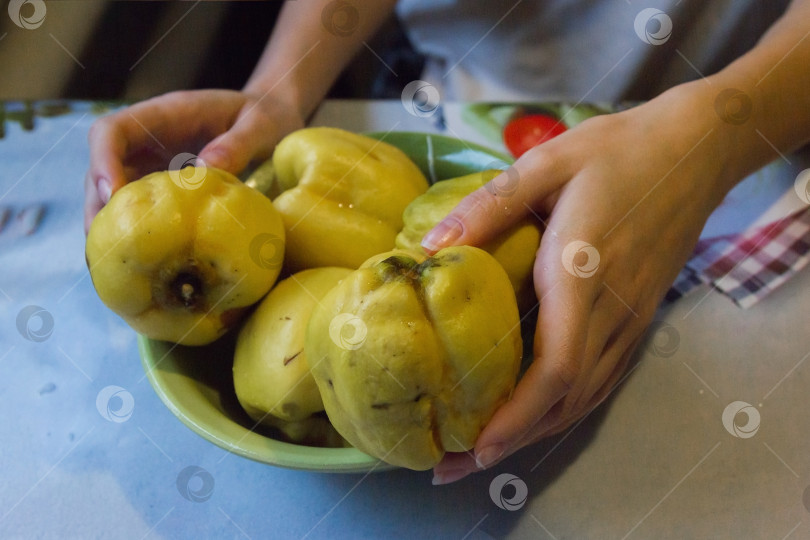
667, 206, 810, 307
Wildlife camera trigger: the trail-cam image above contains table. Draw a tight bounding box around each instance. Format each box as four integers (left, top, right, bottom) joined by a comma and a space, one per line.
1, 100, 809, 539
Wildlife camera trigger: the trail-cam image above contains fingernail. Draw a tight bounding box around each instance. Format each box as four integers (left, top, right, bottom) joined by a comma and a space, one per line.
421, 218, 463, 254
98, 178, 112, 204
200, 147, 229, 170
432, 468, 471, 486
475, 444, 505, 470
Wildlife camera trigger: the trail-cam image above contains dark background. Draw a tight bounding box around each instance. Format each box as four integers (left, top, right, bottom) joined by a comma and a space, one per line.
0, 1, 424, 102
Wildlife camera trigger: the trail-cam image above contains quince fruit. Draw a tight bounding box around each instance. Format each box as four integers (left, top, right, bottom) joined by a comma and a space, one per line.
305, 246, 522, 469
396, 169, 542, 313
271, 127, 429, 271
233, 266, 352, 446
86, 166, 285, 346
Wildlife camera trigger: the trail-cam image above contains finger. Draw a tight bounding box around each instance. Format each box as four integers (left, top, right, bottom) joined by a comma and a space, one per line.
573, 333, 641, 413
561, 267, 663, 420
527, 323, 645, 452
85, 106, 165, 228
84, 90, 247, 229
83, 170, 105, 235
86, 114, 129, 193
86, 95, 201, 196
93, 90, 247, 178
555, 285, 636, 418
515, 284, 643, 445
85, 115, 129, 232
420, 144, 572, 254
113, 90, 244, 153
472, 259, 592, 469
198, 101, 297, 174
432, 451, 478, 485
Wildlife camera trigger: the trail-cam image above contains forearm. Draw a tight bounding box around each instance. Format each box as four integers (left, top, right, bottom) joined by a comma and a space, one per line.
703, 0, 810, 190
243, 0, 398, 119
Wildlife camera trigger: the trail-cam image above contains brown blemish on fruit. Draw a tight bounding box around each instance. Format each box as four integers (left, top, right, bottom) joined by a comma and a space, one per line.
283, 350, 302, 366
281, 402, 299, 416
219, 307, 245, 329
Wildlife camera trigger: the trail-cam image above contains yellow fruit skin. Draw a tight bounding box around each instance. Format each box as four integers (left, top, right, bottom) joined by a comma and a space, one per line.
233, 267, 352, 425
305, 246, 522, 470
85, 167, 285, 346
272, 127, 429, 271
395, 169, 542, 313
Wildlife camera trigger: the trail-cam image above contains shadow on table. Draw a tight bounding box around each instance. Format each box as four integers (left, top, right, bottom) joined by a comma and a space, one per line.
293, 367, 629, 539
472, 312, 662, 538
131, 299, 659, 538
465, 387, 618, 538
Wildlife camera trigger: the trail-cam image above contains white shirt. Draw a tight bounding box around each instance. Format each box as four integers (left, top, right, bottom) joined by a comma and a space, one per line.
396, 0, 791, 101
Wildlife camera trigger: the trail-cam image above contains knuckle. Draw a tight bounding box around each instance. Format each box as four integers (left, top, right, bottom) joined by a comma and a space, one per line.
436, 187, 505, 248
519, 137, 563, 170
463, 184, 502, 214
160, 89, 197, 104
87, 115, 113, 141
441, 187, 503, 235
513, 142, 570, 192
550, 355, 581, 391
635, 300, 658, 326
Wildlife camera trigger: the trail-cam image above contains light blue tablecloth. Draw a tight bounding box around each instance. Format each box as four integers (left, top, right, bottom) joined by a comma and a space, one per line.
2, 101, 810, 539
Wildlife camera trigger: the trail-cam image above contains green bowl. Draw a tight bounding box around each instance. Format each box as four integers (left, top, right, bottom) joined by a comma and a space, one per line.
138, 132, 513, 473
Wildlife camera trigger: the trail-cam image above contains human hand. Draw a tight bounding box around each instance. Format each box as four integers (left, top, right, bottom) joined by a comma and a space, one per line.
428, 85, 735, 484
83, 89, 305, 233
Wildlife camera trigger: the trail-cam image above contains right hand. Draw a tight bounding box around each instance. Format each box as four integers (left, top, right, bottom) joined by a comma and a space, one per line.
83, 88, 305, 233
427, 82, 737, 483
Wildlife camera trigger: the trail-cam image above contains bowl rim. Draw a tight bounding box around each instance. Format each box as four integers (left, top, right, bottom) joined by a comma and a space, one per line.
138, 335, 393, 473
137, 131, 512, 473
364, 131, 514, 166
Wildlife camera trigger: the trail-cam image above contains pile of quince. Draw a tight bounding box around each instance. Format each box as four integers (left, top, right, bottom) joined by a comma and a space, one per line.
86, 127, 542, 470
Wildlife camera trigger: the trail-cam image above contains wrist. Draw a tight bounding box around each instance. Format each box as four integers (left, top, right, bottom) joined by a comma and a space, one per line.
701, 72, 784, 190
650, 76, 788, 206
698, 7, 810, 188
242, 69, 310, 121
630, 80, 744, 210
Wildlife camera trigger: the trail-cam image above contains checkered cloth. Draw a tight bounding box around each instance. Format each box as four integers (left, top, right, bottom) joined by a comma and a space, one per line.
667, 205, 810, 307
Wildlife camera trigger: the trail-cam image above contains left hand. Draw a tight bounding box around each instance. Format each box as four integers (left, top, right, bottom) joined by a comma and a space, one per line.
428, 83, 734, 484
83, 88, 305, 233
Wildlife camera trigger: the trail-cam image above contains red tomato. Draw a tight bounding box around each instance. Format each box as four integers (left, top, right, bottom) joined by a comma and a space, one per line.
503, 114, 567, 158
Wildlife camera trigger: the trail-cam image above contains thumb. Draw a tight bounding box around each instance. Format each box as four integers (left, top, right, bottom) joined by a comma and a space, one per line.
420, 157, 562, 255
196, 107, 283, 175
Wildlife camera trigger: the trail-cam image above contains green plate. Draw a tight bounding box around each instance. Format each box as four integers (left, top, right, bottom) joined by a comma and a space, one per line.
138, 132, 512, 473
138, 334, 386, 473
366, 131, 513, 184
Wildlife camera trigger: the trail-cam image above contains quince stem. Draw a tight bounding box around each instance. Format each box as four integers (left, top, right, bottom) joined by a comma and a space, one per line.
171, 271, 203, 309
